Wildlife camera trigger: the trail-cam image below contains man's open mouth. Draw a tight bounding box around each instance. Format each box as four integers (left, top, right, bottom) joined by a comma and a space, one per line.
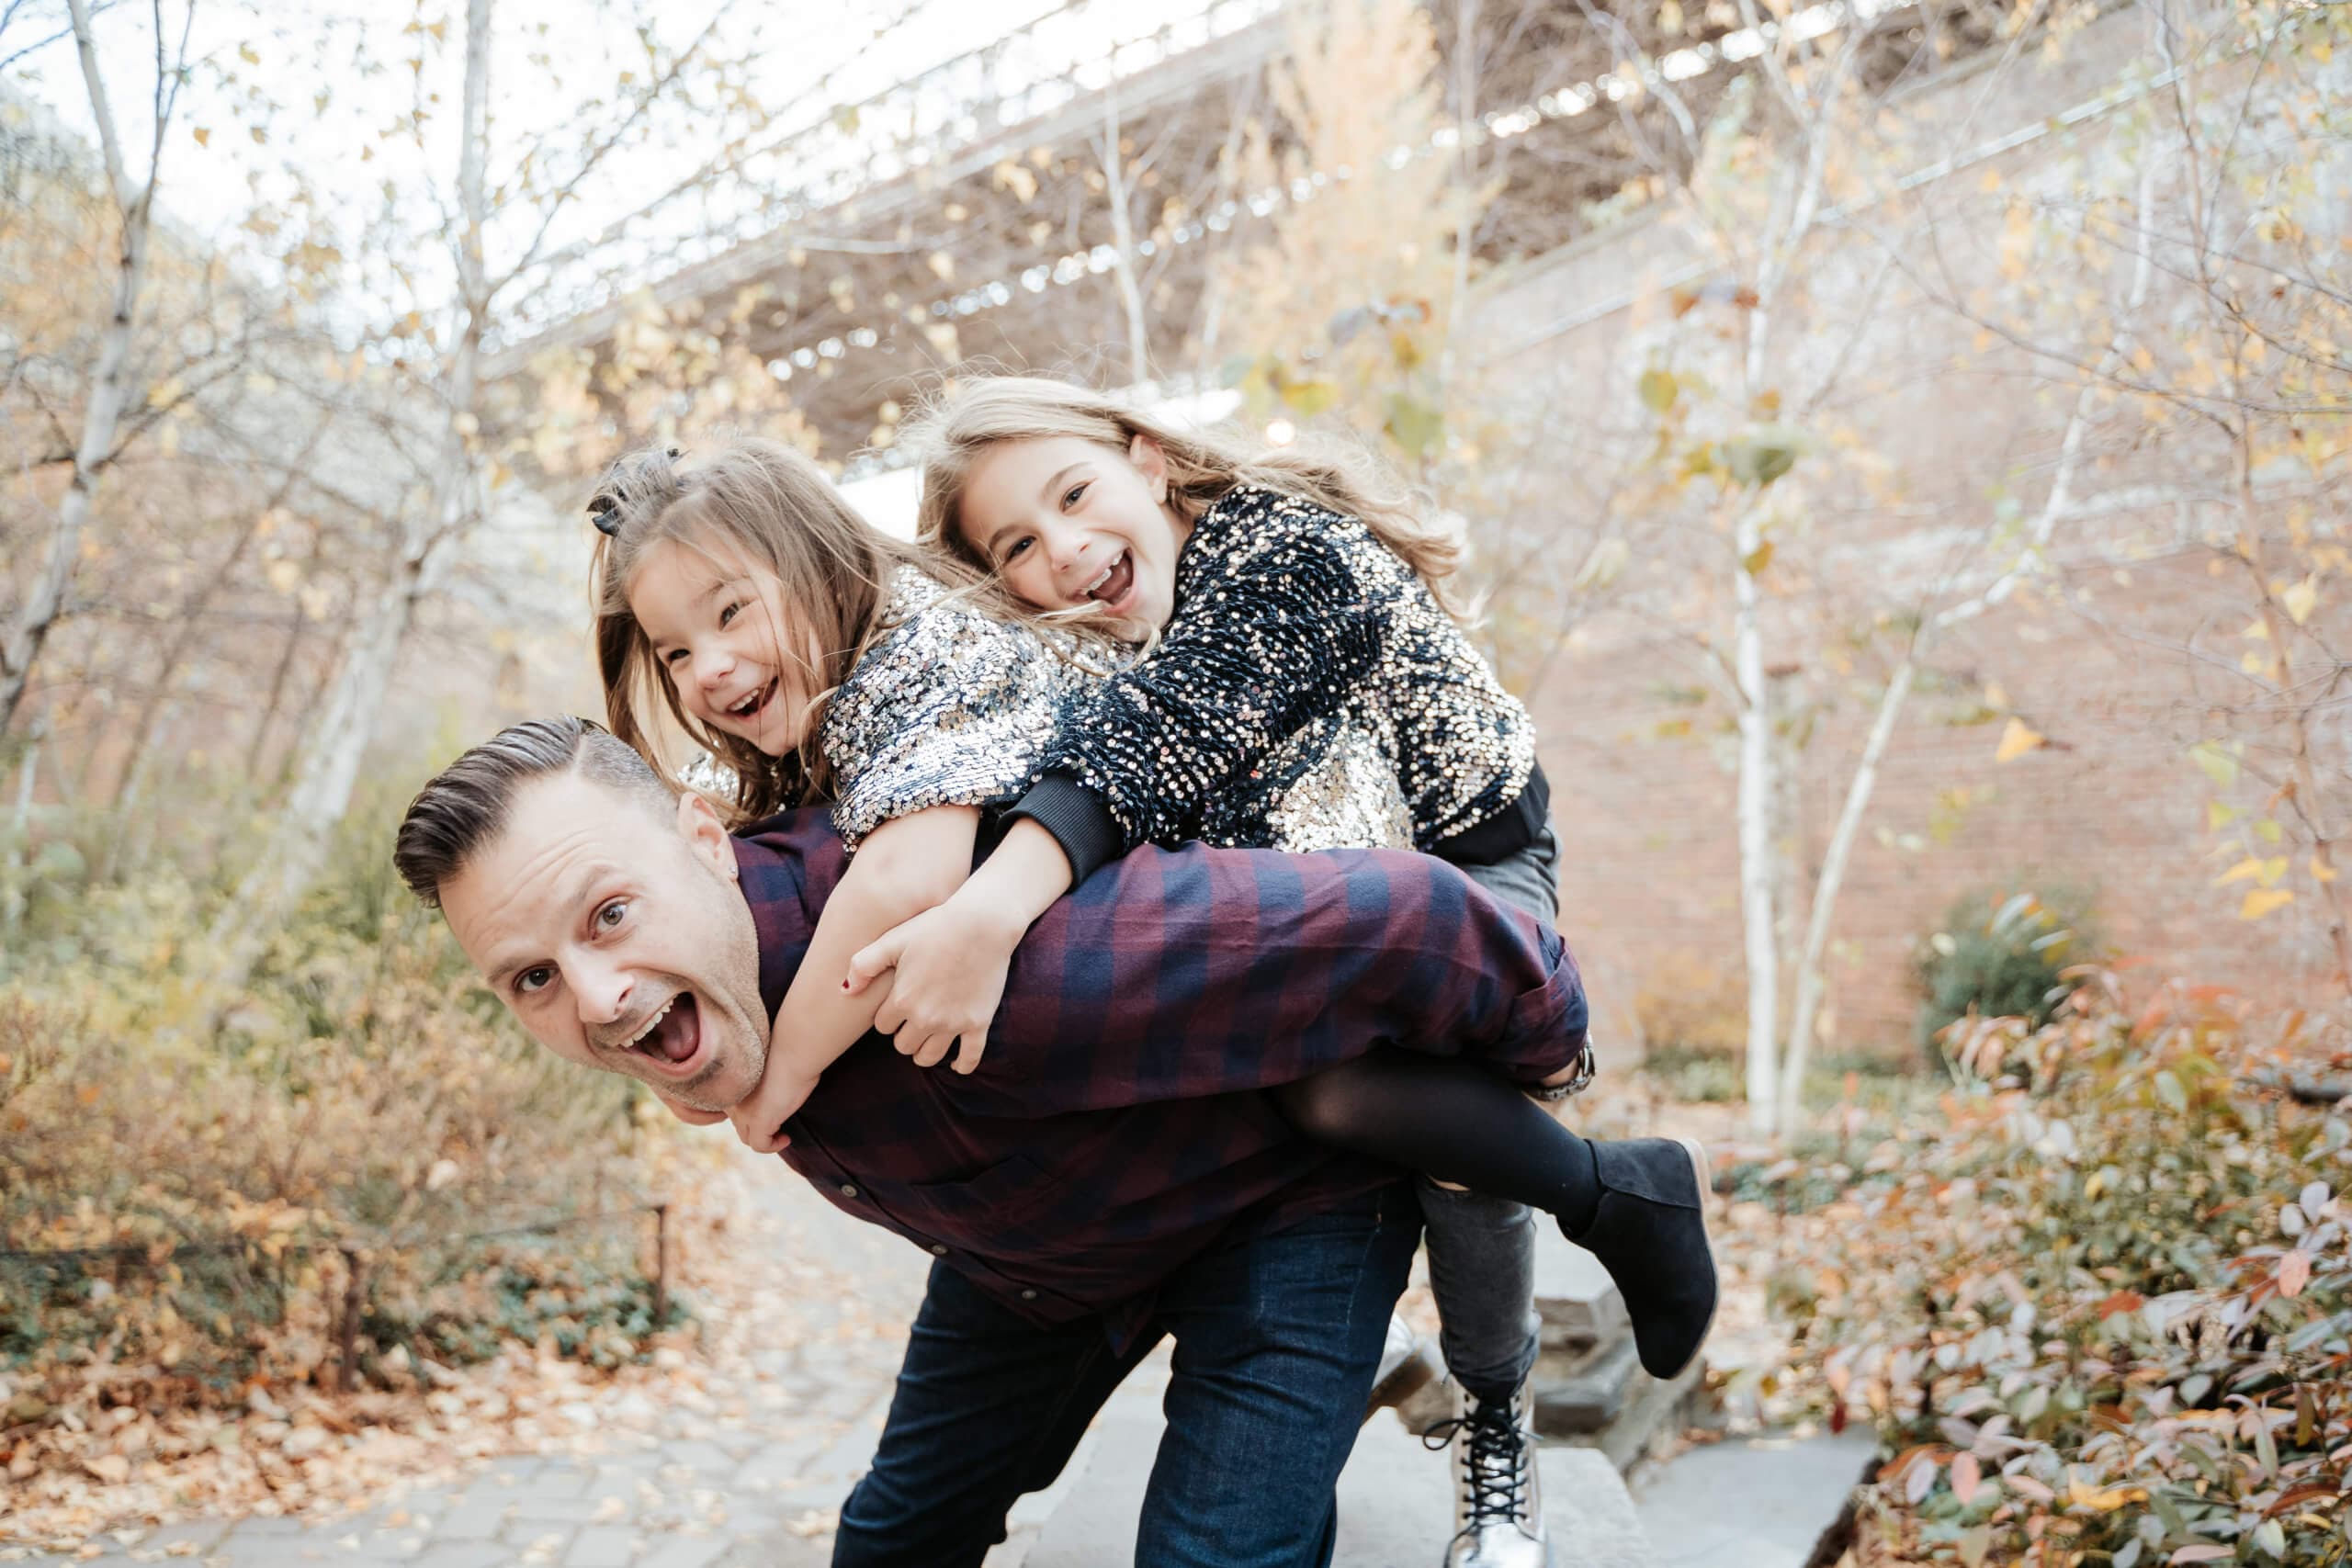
618, 991, 707, 1078
1080, 549, 1134, 611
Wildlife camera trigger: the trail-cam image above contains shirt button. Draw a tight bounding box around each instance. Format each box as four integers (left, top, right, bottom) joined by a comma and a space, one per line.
840, 1184, 858, 1199
1021, 1290, 1038, 1301
930, 1244, 947, 1257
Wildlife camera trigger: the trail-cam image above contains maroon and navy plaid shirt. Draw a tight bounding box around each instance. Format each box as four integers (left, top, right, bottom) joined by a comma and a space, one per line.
737, 809, 1588, 1342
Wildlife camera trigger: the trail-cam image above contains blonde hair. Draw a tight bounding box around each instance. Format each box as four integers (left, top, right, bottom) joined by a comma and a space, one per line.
589, 436, 932, 823
900, 375, 1467, 623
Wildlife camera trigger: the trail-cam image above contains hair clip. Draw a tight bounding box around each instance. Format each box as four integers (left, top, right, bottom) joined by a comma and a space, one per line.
587, 494, 622, 537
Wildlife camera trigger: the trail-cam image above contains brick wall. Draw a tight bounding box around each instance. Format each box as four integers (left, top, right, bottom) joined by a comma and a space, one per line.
1465, 7, 2347, 1055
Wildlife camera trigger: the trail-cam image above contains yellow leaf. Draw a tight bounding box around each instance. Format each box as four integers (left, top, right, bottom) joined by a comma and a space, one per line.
2281, 575, 2318, 625
1741, 540, 1774, 576
927, 251, 955, 282
1984, 682, 2007, 710
1978, 168, 2002, 193
192, 126, 211, 147
2315, 854, 2339, 885
1995, 717, 2042, 763
2214, 857, 2265, 886
264, 559, 301, 594
2206, 801, 2237, 830
238, 42, 259, 64
146, 376, 186, 409
2241, 887, 2294, 919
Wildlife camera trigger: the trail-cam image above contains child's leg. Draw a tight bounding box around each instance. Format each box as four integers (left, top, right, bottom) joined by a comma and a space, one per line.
1270, 1051, 1597, 1236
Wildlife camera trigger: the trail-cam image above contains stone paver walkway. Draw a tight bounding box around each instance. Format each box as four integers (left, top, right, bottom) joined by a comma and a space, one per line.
1631, 1428, 1878, 1568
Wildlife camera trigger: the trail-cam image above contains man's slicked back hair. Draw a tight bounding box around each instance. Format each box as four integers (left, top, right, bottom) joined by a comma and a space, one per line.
394, 716, 680, 908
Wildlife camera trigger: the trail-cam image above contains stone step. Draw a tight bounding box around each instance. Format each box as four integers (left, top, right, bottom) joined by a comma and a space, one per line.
1023, 1403, 1657, 1568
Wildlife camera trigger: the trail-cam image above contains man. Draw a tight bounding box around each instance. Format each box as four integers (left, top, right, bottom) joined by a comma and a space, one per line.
393, 718, 1711, 1567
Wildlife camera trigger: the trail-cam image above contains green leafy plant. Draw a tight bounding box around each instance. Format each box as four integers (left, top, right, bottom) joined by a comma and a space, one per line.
1913, 886, 2099, 1064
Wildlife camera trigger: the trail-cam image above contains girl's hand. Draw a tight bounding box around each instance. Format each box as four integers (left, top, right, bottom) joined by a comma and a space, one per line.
845, 901, 1021, 1075
727, 1060, 820, 1156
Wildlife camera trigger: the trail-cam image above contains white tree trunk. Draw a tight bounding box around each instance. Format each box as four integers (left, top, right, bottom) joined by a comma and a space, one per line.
1768, 155, 2164, 1128
0, 0, 155, 731
1100, 85, 1151, 384
209, 0, 493, 985
1733, 501, 1781, 1134
1777, 655, 1913, 1128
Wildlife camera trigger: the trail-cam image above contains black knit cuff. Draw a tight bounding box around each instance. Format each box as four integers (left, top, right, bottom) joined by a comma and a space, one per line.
1005, 773, 1125, 886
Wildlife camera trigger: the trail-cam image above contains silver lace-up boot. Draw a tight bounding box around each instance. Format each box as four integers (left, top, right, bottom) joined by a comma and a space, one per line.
1430, 1382, 1549, 1567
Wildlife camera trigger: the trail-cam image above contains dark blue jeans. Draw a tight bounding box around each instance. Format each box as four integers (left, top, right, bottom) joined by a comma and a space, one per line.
831, 1183, 1421, 1568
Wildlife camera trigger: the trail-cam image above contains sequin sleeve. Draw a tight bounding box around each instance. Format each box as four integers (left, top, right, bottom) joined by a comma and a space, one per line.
1036, 493, 1389, 858
822, 570, 1082, 852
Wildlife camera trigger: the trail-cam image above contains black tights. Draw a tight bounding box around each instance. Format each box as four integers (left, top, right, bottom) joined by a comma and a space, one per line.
1270, 1051, 1600, 1234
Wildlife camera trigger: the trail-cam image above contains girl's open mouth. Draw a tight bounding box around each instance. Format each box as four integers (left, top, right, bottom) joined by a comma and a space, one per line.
1081, 550, 1136, 614
621, 991, 707, 1079
725, 680, 778, 729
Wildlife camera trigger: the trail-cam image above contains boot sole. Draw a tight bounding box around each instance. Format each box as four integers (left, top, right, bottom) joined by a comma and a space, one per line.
1657, 1135, 1719, 1383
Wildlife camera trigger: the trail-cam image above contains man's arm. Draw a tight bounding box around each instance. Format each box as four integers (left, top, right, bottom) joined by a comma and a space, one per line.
937, 840, 1586, 1120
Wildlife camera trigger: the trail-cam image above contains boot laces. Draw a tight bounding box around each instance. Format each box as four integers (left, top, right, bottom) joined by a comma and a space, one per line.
1425, 1393, 1530, 1527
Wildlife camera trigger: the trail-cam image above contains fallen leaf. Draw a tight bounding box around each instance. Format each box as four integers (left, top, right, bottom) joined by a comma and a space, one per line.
1996, 717, 2043, 763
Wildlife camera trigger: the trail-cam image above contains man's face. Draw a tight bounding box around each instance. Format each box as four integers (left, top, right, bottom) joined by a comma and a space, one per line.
439, 771, 768, 1112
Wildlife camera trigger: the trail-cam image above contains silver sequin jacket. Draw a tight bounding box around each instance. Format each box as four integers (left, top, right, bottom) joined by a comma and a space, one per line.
820, 563, 1419, 856
1037, 485, 1536, 859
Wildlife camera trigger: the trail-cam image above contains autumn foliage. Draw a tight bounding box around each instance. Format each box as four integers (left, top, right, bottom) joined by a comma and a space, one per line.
1743, 974, 2349, 1565
0, 778, 684, 1514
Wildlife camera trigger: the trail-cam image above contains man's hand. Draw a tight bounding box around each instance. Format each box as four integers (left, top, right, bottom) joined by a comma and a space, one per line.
727, 1061, 820, 1155
844, 900, 1020, 1074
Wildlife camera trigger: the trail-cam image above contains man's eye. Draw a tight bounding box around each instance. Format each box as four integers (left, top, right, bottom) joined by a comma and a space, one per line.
516, 966, 554, 995
1003, 537, 1032, 560
1060, 482, 1088, 510
597, 900, 629, 931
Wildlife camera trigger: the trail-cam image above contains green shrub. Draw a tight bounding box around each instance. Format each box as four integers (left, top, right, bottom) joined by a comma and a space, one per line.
1912, 886, 2098, 1062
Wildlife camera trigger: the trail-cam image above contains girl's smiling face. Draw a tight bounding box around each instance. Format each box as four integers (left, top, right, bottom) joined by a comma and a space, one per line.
627, 536, 826, 758
955, 434, 1193, 637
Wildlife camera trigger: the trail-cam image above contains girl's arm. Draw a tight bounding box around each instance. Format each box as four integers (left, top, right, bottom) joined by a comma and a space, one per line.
842, 818, 1072, 1066
726, 804, 979, 1153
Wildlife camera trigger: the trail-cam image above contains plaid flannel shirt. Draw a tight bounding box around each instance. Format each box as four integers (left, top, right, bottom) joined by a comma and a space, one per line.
737, 808, 1587, 1342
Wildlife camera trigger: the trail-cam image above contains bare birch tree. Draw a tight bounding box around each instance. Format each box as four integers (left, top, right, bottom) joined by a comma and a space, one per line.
211, 0, 763, 980
0, 0, 193, 728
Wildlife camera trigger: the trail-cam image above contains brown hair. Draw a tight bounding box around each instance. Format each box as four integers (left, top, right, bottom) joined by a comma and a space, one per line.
589, 436, 928, 823
899, 375, 1467, 622
393, 716, 673, 908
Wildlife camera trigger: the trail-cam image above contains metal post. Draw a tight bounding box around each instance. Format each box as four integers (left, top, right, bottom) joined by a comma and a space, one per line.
334, 1246, 365, 1394
650, 1204, 669, 1327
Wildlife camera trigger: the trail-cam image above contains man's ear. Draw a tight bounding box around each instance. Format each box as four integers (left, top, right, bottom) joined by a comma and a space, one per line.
676, 791, 739, 882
